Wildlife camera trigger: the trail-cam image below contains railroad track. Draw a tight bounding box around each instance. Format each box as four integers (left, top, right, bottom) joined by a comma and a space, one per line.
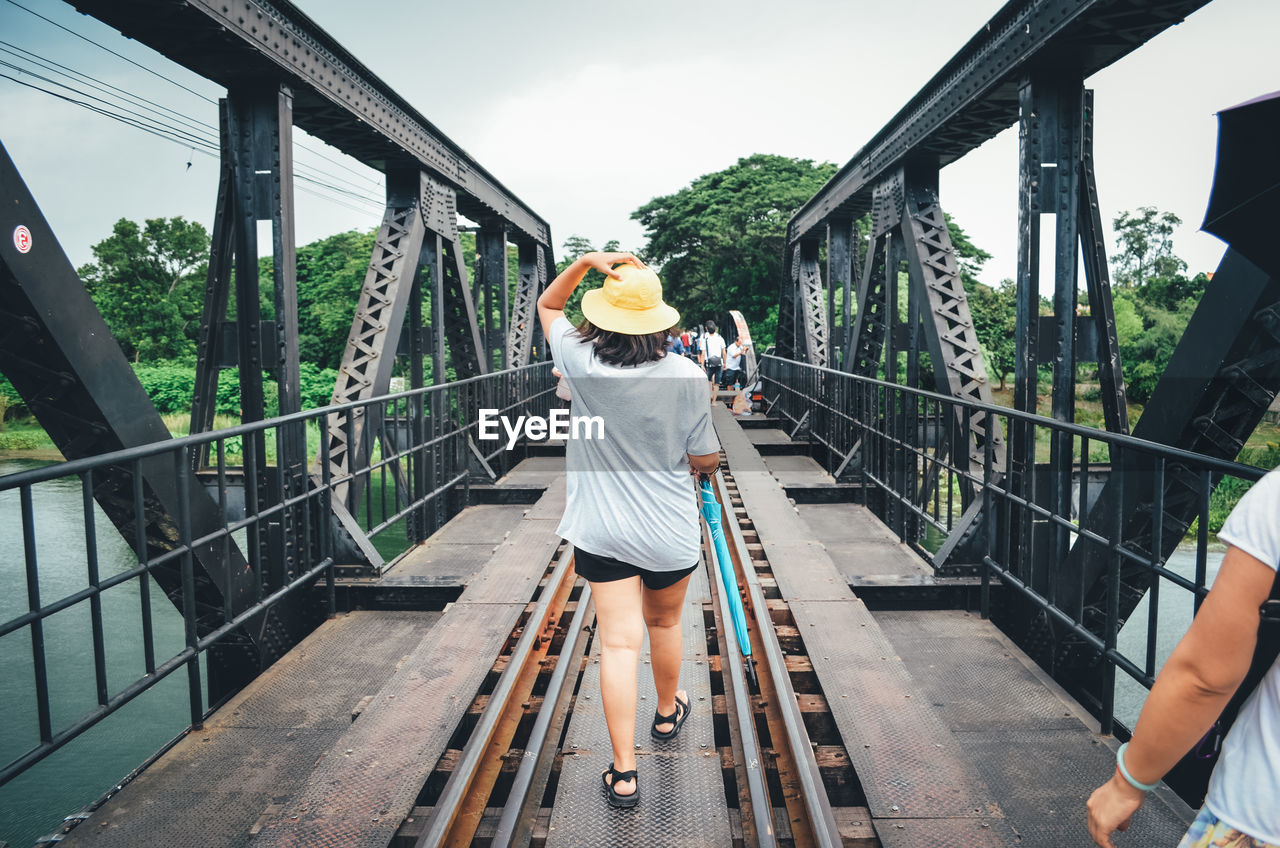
392, 458, 874, 847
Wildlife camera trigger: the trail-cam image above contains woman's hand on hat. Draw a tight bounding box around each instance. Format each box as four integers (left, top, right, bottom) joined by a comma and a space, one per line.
582, 251, 646, 278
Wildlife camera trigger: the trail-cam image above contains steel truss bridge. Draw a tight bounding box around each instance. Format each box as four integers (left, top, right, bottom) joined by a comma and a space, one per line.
0, 0, 1277, 846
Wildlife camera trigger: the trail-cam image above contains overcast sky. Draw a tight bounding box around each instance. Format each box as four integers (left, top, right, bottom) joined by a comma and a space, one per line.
2, 0, 1277, 290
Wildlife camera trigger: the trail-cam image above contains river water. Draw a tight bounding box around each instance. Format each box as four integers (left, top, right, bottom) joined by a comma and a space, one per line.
0, 457, 1224, 846
0, 459, 194, 847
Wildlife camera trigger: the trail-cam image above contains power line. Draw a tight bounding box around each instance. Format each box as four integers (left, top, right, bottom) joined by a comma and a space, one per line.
0, 52, 385, 207
0, 70, 384, 215
3, 11, 385, 192
3, 0, 217, 104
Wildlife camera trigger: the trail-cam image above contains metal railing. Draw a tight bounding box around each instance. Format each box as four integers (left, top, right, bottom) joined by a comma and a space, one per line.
759, 355, 1267, 736
0, 361, 555, 789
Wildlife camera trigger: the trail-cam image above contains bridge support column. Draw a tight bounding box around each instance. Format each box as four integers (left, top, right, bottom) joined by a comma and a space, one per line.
478, 225, 509, 371
190, 85, 308, 598
826, 219, 855, 369
507, 242, 545, 367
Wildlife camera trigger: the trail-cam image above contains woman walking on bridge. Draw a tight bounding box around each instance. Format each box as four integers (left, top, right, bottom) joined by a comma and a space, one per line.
537, 251, 721, 808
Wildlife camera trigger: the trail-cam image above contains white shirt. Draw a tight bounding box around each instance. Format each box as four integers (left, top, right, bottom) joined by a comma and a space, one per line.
1206, 467, 1280, 843
546, 317, 721, 570
701, 332, 726, 362
725, 342, 743, 370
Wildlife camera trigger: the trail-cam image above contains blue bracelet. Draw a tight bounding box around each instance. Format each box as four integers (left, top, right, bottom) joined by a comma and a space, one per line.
1116, 743, 1160, 792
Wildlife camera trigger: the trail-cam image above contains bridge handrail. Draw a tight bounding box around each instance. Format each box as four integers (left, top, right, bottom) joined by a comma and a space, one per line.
758, 354, 1266, 481
0, 361, 555, 791
759, 354, 1268, 744
0, 361, 553, 493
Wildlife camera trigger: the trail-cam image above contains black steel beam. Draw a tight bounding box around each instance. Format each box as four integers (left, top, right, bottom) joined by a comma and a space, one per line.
1062, 249, 1280, 670
787, 0, 1211, 241
70, 0, 552, 248
0, 141, 276, 698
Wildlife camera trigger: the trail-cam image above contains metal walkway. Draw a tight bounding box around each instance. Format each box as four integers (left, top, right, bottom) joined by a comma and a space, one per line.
714, 404, 1196, 846
53, 408, 1198, 848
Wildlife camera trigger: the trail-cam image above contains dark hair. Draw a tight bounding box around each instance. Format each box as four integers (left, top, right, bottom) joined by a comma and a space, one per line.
705, 320, 717, 332
575, 318, 667, 367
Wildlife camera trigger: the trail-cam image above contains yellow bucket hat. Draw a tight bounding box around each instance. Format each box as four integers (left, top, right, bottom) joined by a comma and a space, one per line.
580, 265, 681, 335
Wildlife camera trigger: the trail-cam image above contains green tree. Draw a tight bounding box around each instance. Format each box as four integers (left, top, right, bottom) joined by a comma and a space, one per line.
967, 278, 1018, 390
293, 228, 378, 368
79, 217, 210, 361
1112, 207, 1186, 288
632, 154, 838, 343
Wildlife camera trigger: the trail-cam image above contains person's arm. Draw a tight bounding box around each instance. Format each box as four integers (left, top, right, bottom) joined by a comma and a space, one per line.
688, 451, 720, 474
536, 251, 644, 340
1086, 546, 1276, 848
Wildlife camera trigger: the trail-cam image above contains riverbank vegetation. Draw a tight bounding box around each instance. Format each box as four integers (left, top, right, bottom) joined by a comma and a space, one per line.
0, 156, 1274, 531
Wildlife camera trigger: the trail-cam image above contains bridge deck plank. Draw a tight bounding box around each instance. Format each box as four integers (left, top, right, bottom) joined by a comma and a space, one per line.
249, 476, 565, 847
59, 610, 441, 848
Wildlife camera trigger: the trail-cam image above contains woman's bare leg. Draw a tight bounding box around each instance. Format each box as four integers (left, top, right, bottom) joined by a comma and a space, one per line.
642, 573, 693, 733
590, 576, 644, 796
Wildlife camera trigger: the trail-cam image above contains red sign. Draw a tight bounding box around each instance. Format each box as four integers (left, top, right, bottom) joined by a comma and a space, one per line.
13, 225, 32, 254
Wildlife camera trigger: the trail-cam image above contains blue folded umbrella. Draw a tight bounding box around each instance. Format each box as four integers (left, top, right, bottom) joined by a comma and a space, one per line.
699, 476, 756, 687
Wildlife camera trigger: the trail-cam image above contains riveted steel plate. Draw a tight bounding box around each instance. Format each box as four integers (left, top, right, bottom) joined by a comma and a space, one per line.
957, 731, 1193, 846
762, 540, 853, 599
378, 542, 496, 587
251, 483, 565, 847
210, 611, 439, 731
250, 603, 522, 848
796, 503, 902, 545
548, 566, 730, 846
761, 454, 835, 487
521, 474, 567, 519
745, 427, 793, 445
500, 457, 567, 492
711, 406, 770, 472
875, 611, 1084, 732
873, 816, 1018, 847
60, 726, 335, 848
789, 599, 1004, 821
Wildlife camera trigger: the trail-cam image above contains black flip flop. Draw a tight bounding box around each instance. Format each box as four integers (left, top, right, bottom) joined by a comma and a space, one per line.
601, 762, 639, 808
650, 692, 690, 741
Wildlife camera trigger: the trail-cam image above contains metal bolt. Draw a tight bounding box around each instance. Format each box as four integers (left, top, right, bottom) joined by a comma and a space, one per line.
891, 805, 900, 812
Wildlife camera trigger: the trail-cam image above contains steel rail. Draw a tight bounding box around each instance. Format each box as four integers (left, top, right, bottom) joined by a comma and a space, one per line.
787, 0, 1211, 240
703, 475, 777, 848
489, 577, 594, 848
712, 469, 845, 848
415, 545, 577, 847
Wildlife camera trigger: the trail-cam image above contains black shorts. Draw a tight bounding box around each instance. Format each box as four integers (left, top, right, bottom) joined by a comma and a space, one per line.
705, 364, 722, 383
572, 546, 699, 591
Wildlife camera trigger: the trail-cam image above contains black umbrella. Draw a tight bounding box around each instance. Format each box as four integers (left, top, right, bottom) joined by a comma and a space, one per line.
1202, 90, 1280, 279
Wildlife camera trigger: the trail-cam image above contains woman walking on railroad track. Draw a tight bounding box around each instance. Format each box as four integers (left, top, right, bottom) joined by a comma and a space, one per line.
537, 251, 721, 809
1086, 468, 1280, 848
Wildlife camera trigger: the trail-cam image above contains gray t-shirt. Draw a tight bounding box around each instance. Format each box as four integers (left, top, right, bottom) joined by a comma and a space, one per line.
547, 316, 720, 571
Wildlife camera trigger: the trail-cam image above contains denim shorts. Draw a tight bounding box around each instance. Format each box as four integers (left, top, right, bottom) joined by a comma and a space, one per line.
572, 546, 699, 591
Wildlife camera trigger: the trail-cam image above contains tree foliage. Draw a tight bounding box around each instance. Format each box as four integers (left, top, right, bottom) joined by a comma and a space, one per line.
294, 228, 378, 368
632, 154, 838, 342
1112, 206, 1186, 288
79, 217, 209, 362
